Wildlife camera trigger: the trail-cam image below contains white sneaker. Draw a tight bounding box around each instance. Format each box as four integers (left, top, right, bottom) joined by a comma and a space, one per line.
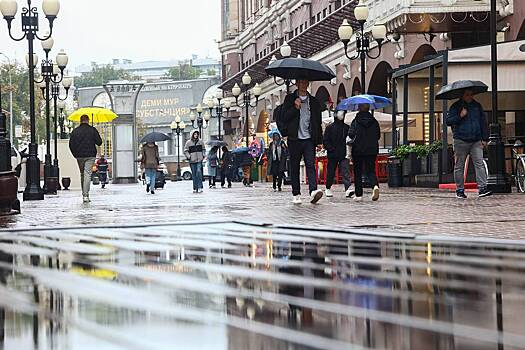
325, 188, 333, 197
82, 196, 90, 203
372, 185, 380, 201
292, 195, 302, 205
345, 187, 355, 198
353, 196, 363, 202
310, 189, 323, 204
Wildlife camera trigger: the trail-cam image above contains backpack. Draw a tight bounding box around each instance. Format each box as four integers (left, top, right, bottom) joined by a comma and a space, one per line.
274, 104, 288, 137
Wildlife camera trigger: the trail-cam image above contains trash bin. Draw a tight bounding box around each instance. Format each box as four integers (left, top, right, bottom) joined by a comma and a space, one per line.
388, 156, 403, 188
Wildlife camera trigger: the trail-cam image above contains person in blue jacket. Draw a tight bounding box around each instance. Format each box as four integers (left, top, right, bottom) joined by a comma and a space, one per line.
446, 89, 492, 199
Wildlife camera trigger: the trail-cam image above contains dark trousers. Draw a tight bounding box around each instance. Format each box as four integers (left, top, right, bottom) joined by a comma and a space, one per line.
353, 155, 378, 197
208, 175, 216, 187
271, 166, 283, 190
326, 158, 352, 190
288, 139, 317, 196
220, 168, 232, 187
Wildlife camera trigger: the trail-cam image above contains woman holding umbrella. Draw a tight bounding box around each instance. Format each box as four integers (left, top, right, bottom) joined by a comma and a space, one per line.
207, 146, 219, 189
139, 131, 170, 195
140, 142, 160, 195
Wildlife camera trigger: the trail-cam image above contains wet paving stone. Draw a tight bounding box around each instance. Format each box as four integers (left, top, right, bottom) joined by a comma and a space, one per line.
0, 221, 525, 349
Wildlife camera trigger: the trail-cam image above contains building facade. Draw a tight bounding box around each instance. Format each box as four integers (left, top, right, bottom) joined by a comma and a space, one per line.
219, 0, 525, 154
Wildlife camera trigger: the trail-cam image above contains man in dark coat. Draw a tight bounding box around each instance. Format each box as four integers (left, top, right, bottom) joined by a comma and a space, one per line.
69, 114, 102, 203
323, 109, 354, 198
220, 146, 234, 188
446, 89, 492, 199
282, 80, 323, 204
348, 104, 380, 202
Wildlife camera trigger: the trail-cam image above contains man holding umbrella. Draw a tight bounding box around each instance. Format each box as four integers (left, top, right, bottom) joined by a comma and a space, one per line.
69, 114, 102, 203
440, 81, 492, 199
282, 80, 324, 204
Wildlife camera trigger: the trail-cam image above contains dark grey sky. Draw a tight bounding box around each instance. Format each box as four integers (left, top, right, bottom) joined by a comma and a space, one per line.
0, 0, 221, 68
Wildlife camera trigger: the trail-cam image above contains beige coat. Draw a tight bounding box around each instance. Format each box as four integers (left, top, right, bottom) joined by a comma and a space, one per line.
141, 144, 160, 169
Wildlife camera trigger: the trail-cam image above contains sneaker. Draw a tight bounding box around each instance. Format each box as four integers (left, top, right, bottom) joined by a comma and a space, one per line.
273, 187, 277, 192
278, 187, 282, 192
310, 189, 323, 204
212, 185, 216, 189
82, 196, 90, 203
193, 190, 197, 194
325, 188, 333, 198
209, 185, 213, 189
456, 190, 467, 199
372, 186, 380, 201
353, 196, 363, 202
292, 195, 302, 205
345, 187, 355, 198
228, 184, 232, 188
151, 190, 155, 194
146, 184, 150, 193
478, 188, 493, 198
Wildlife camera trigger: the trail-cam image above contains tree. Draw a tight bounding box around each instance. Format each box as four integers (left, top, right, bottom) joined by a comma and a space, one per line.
207, 68, 217, 77
74, 64, 136, 89
165, 63, 202, 81
1, 62, 43, 148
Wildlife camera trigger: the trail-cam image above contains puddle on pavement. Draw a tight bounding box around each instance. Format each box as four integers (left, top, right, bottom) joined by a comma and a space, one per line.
0, 222, 524, 350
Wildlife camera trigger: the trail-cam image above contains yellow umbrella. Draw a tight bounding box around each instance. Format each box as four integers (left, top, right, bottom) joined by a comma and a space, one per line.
68, 106, 118, 124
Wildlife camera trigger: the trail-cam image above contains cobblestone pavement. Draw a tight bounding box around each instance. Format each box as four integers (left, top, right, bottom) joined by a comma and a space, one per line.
3, 180, 525, 240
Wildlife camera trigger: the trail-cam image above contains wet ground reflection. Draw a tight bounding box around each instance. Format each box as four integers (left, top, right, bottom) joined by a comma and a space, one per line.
0, 222, 524, 349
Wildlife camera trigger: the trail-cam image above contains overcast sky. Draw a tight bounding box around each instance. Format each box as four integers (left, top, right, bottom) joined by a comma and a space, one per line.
0, 0, 221, 70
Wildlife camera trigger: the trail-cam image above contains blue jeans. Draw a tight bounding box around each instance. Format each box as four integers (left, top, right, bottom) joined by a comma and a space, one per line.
145, 168, 156, 189
190, 162, 203, 191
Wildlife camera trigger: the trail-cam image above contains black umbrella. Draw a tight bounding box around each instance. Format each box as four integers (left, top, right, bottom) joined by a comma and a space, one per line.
265, 57, 336, 81
207, 140, 227, 148
140, 132, 170, 144
436, 80, 488, 100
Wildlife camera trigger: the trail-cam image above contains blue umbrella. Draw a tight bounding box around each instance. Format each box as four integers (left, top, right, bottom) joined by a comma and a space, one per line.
268, 128, 281, 137
232, 147, 249, 154
337, 94, 391, 111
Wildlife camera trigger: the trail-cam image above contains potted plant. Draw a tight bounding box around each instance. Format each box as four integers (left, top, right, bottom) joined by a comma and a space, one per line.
391, 141, 443, 186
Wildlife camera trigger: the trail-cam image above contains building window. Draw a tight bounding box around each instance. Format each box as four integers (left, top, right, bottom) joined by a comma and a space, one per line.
323, 8, 327, 18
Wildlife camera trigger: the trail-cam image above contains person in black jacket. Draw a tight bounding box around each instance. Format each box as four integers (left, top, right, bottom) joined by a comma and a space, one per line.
323, 109, 354, 198
220, 146, 234, 188
69, 115, 102, 203
267, 132, 288, 192
348, 104, 380, 202
282, 80, 323, 205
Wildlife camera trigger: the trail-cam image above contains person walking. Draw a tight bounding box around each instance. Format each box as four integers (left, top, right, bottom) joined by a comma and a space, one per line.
348, 103, 380, 202
184, 130, 205, 193
207, 146, 219, 189
69, 114, 102, 203
95, 154, 109, 189
323, 109, 354, 198
446, 89, 492, 198
140, 142, 160, 194
267, 131, 288, 192
220, 146, 234, 188
282, 80, 324, 204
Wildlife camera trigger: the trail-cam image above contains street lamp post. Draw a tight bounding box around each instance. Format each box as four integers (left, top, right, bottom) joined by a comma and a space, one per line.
189, 103, 210, 136
0, 0, 62, 201
49, 76, 71, 189
57, 99, 66, 139
269, 41, 293, 93
487, 0, 511, 193
338, 1, 387, 94
170, 116, 186, 181
206, 89, 231, 144
231, 72, 262, 147
37, 44, 69, 194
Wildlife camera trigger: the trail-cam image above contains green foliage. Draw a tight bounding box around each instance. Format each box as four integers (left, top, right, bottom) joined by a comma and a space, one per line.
165, 63, 202, 81
207, 68, 217, 77
391, 140, 443, 160
74, 64, 137, 89
0, 61, 43, 147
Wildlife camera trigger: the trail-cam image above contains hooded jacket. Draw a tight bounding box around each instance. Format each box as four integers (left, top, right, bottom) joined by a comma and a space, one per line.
446, 99, 489, 142
323, 116, 350, 161
282, 91, 323, 145
69, 123, 102, 158
184, 132, 205, 164
348, 111, 380, 157
267, 137, 288, 175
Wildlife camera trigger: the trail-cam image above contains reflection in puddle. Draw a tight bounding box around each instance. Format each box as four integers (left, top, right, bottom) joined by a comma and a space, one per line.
0, 222, 524, 349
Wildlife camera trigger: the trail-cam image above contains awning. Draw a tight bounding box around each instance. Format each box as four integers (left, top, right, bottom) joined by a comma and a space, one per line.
219, 3, 358, 92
